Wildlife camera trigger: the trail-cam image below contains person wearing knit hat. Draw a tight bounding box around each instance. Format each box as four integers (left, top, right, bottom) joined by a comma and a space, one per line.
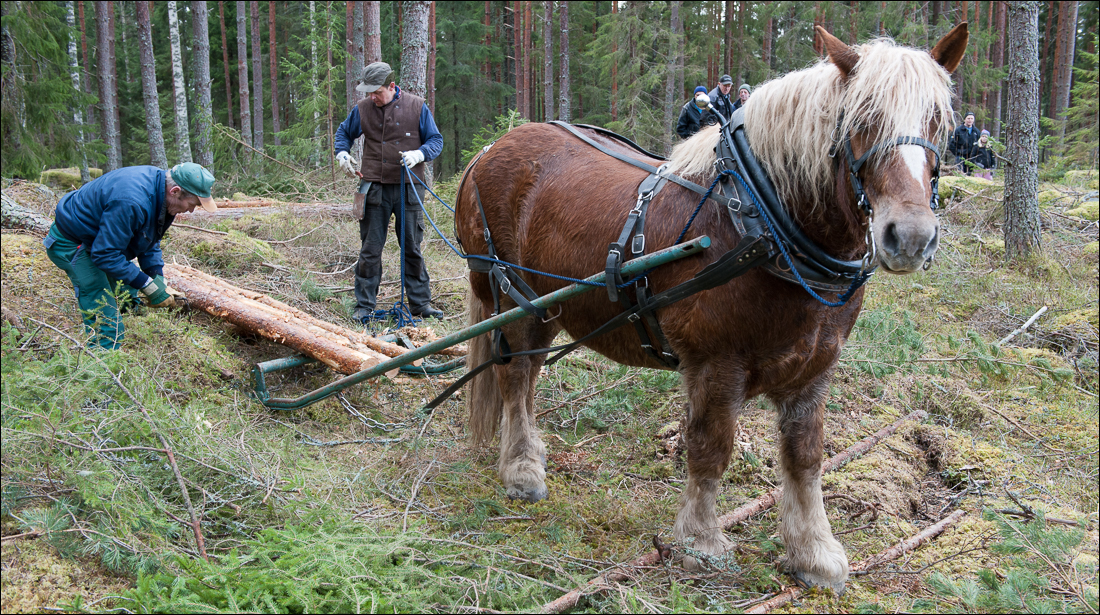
43, 163, 217, 349
676, 86, 717, 139
973, 129, 995, 180
733, 83, 752, 111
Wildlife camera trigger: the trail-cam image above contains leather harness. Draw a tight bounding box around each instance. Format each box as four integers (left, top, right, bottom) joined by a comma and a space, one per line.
425, 113, 940, 409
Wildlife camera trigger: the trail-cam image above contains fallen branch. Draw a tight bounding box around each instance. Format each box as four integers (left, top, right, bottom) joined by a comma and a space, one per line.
173, 223, 229, 235
745, 510, 967, 614
539, 409, 928, 614
214, 123, 307, 176
997, 305, 1048, 346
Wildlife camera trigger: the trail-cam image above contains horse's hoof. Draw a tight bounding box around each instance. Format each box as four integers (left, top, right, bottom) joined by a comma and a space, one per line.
790, 570, 846, 596
506, 484, 548, 502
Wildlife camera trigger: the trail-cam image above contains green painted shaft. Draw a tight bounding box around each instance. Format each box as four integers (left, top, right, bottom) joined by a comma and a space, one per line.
262, 236, 710, 410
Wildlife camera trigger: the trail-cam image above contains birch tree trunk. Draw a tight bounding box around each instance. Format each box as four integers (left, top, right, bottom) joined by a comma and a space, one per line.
514, 1, 524, 118
401, 1, 430, 98
95, 1, 121, 171
1052, 0, 1078, 143
78, 2, 97, 142
544, 0, 554, 121
219, 1, 235, 129
365, 1, 381, 63
136, 0, 168, 169
107, 2, 121, 157
664, 1, 681, 149
427, 2, 436, 113
193, 1, 214, 167
310, 0, 320, 166
250, 0, 264, 151
236, 1, 253, 157
1004, 0, 1042, 260
167, 1, 193, 163
558, 1, 569, 122
349, 0, 364, 163
268, 0, 281, 148
67, 1, 91, 182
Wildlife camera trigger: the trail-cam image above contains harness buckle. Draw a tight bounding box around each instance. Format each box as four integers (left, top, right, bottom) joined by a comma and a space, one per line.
499, 273, 513, 295
628, 313, 641, 323
483, 228, 491, 243
631, 234, 646, 255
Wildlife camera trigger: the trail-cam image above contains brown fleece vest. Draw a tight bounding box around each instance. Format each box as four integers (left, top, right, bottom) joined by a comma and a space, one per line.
357, 91, 427, 185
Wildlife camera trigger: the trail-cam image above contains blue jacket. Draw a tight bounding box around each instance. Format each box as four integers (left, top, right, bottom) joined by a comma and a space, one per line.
334, 86, 444, 162
54, 166, 171, 289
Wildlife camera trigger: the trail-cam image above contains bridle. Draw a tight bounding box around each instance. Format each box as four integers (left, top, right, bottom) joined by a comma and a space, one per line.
832, 111, 942, 272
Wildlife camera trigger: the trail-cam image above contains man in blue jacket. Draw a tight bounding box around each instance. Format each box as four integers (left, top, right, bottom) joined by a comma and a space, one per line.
44, 163, 217, 349
335, 61, 445, 323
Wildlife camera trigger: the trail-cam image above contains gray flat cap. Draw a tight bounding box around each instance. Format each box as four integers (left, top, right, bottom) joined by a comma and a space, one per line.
356, 62, 395, 93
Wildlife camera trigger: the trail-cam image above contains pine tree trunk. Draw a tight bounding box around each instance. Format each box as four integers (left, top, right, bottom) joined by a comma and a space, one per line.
167, 1, 193, 163
79, 2, 97, 142
107, 2, 121, 161
193, 1, 214, 166
346, 1, 356, 112
347, 1, 364, 169
725, 1, 734, 73
523, 1, 531, 118
117, 2, 133, 93
513, 1, 523, 116
365, 1, 381, 62
1004, 0, 1041, 260
236, 1, 252, 158
484, 1, 491, 81
401, 1, 429, 98
135, 1, 168, 168
849, 0, 858, 44
218, 1, 236, 129
558, 1, 569, 122
1052, 0, 1078, 143
1040, 0, 1055, 117
664, 1, 681, 150
267, 1, 281, 148
250, 1, 264, 151
544, 0, 554, 121
67, 2, 91, 182
991, 1, 1006, 138
95, 1, 121, 171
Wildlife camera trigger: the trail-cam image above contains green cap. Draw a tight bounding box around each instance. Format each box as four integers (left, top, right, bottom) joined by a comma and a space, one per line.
356, 61, 395, 93
170, 163, 216, 212
739, 83, 751, 94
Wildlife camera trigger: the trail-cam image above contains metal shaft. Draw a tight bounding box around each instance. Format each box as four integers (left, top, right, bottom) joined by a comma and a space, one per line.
261, 236, 710, 410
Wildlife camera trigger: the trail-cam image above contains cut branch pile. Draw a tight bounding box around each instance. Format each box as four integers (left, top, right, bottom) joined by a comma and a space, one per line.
165, 264, 419, 375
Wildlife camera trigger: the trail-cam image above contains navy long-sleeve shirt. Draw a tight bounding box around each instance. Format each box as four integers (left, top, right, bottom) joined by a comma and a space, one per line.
334, 86, 444, 162
54, 166, 171, 289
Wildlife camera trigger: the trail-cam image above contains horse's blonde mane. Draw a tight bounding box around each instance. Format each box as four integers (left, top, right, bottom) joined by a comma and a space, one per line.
666, 38, 955, 209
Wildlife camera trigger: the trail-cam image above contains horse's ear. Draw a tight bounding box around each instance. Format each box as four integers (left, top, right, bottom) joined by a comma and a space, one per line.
930, 22, 969, 72
815, 25, 859, 79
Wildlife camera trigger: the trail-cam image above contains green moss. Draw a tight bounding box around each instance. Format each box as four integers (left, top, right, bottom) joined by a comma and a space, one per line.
1083, 241, 1099, 256
1061, 169, 1099, 190
1065, 200, 1099, 221
38, 167, 103, 189
940, 175, 999, 200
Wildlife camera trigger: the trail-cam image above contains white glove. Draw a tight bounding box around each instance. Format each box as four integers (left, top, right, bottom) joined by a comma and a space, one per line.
336, 151, 358, 175
400, 149, 425, 168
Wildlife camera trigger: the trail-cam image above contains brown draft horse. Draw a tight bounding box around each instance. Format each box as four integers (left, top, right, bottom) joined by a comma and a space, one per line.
454, 26, 968, 591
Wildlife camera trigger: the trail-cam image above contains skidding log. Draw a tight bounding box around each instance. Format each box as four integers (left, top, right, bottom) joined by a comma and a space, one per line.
165, 264, 416, 375
1, 192, 52, 235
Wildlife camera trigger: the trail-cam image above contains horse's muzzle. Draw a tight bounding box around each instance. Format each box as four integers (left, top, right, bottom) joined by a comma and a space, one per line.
876, 215, 939, 274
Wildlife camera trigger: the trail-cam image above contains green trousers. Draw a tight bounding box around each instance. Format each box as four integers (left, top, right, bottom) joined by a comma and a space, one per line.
44, 224, 139, 349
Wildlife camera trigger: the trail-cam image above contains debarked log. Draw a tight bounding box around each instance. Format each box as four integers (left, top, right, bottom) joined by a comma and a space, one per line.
165, 264, 404, 375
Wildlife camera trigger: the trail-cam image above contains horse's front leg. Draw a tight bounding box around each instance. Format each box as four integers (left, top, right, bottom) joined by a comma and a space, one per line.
673, 363, 741, 568
774, 377, 849, 593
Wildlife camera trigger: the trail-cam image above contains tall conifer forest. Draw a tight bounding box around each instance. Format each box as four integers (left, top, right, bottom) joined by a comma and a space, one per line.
2, 1, 1096, 186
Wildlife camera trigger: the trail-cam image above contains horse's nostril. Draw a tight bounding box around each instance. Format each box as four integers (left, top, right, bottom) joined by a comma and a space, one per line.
881, 222, 900, 255
924, 226, 940, 257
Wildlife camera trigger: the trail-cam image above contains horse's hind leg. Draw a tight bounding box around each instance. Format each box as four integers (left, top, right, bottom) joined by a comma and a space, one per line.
673, 362, 741, 567
773, 377, 849, 593
496, 318, 557, 502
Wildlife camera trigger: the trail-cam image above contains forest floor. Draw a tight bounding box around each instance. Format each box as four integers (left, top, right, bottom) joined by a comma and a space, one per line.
1, 170, 1098, 614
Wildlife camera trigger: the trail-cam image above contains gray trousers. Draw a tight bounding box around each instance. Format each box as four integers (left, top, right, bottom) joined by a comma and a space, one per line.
354, 182, 432, 314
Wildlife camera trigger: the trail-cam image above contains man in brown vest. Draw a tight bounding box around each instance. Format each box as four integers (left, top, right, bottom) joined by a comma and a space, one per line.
335, 61, 445, 323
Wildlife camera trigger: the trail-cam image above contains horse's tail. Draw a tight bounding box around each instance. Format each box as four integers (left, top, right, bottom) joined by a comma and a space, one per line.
467, 288, 502, 446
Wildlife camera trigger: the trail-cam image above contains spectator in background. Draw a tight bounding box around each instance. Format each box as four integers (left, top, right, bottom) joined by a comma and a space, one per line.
948, 112, 979, 175
676, 86, 715, 139
732, 83, 751, 111
972, 129, 995, 180
707, 74, 735, 122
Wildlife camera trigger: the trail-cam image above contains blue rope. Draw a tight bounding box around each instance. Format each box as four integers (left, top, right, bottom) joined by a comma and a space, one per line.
728, 169, 871, 307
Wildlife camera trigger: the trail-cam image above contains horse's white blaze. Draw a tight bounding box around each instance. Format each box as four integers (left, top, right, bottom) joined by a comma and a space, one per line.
900, 143, 928, 185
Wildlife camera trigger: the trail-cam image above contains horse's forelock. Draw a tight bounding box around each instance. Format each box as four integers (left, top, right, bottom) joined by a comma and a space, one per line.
665, 124, 721, 183
745, 38, 955, 211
